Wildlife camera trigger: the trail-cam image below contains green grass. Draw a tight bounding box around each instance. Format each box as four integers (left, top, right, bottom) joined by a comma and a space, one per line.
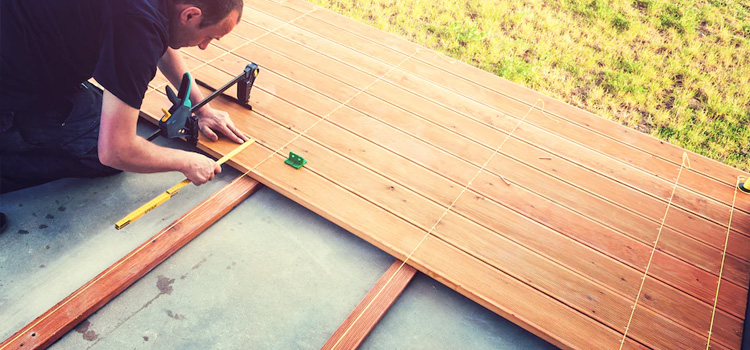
310, 0, 750, 171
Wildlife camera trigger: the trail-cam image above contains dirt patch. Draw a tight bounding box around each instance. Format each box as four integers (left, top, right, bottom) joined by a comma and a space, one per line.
74, 320, 99, 342
156, 275, 175, 295
165, 310, 186, 320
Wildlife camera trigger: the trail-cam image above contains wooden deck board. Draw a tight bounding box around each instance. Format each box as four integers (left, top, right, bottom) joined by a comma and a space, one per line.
251, 2, 748, 205
137, 1, 750, 348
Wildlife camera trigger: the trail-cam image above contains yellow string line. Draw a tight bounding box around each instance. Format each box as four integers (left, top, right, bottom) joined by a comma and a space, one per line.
618, 152, 691, 348
705, 176, 743, 349
329, 99, 546, 350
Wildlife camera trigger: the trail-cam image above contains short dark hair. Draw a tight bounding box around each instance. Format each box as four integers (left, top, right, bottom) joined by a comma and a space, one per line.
176, 0, 243, 28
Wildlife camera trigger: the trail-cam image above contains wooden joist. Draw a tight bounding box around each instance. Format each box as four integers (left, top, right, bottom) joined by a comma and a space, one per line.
322, 260, 416, 350
0, 176, 262, 350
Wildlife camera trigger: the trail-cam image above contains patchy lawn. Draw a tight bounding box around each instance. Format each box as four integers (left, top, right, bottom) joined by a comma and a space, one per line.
311, 0, 750, 171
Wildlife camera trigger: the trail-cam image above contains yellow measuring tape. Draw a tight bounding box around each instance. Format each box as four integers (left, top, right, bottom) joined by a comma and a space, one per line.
115, 138, 255, 230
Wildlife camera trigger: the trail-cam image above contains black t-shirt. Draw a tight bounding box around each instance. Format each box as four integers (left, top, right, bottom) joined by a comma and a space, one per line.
0, 0, 169, 110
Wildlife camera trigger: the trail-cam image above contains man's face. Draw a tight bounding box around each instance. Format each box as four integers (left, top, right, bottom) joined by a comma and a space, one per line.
170, 9, 239, 50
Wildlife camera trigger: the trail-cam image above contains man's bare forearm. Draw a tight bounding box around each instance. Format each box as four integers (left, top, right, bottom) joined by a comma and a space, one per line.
100, 133, 192, 174
98, 89, 203, 175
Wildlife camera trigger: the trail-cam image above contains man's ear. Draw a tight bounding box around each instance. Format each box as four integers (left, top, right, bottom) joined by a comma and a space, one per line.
180, 6, 202, 25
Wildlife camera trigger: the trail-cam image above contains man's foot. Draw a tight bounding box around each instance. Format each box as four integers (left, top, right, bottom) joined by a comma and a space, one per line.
0, 212, 7, 234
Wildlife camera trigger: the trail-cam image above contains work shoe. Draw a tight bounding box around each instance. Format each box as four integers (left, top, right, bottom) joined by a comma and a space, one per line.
0, 212, 7, 234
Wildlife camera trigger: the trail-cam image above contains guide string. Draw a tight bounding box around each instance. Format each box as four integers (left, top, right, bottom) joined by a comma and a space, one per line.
705, 176, 743, 349
618, 153, 691, 348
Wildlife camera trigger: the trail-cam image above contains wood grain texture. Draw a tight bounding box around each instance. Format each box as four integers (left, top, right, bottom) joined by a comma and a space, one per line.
0, 176, 262, 350
131, 1, 750, 348
321, 260, 416, 350
236, 5, 750, 275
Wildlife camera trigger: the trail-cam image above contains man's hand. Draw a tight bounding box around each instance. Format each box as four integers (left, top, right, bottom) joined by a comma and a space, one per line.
181, 152, 221, 186
195, 106, 248, 144
99, 89, 220, 187
159, 49, 247, 144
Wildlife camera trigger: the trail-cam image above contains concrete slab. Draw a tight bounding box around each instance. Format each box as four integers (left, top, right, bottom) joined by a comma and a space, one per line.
0, 121, 241, 340
1, 121, 556, 349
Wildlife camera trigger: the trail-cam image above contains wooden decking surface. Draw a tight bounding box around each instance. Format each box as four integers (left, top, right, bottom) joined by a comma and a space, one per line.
139, 0, 750, 348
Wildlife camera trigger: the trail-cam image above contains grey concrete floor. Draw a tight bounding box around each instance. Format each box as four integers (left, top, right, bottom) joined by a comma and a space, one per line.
0, 121, 557, 349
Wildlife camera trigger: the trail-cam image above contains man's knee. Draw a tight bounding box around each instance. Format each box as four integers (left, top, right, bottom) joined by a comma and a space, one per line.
0, 84, 119, 193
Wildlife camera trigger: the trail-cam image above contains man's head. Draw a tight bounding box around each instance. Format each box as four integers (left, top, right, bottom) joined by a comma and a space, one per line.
168, 0, 243, 50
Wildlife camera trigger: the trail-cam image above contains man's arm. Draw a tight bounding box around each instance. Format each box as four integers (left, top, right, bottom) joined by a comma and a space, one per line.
157, 48, 248, 143
97, 89, 221, 185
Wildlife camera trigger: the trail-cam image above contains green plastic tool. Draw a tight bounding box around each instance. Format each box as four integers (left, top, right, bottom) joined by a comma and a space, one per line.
285, 151, 307, 169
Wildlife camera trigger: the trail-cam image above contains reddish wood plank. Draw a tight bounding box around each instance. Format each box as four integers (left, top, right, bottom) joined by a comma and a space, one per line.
321, 260, 416, 350
0, 176, 262, 349
435, 212, 736, 348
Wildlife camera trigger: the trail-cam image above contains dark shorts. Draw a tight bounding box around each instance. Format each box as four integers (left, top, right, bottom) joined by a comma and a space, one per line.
0, 82, 121, 193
